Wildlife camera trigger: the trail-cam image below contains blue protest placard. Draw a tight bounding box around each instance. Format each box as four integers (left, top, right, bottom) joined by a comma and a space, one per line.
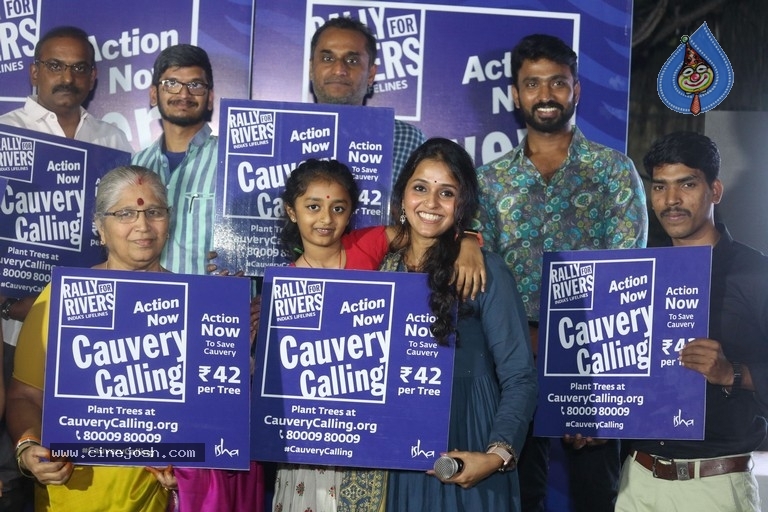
251, 266, 454, 470
0, 126, 131, 298
43, 267, 252, 469
214, 99, 394, 276
534, 246, 711, 440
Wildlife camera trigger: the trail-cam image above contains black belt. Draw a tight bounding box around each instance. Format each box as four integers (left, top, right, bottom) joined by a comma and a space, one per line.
633, 450, 751, 480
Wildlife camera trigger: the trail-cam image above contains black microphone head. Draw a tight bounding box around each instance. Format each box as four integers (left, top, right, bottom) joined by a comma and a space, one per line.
433, 455, 463, 480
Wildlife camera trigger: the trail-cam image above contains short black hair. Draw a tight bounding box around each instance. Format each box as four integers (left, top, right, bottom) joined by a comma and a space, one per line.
151, 44, 213, 89
280, 159, 359, 258
35, 26, 95, 63
643, 131, 720, 184
511, 34, 578, 86
310, 17, 377, 65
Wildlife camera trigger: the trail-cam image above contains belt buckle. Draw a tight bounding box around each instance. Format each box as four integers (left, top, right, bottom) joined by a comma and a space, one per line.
651, 455, 687, 480
650, 455, 664, 478
675, 460, 691, 480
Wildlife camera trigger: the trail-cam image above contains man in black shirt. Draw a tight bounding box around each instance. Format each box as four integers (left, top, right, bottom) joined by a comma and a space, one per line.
617, 131, 767, 511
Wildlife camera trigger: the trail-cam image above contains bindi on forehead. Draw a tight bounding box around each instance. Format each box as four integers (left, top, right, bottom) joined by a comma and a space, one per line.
137, 198, 144, 206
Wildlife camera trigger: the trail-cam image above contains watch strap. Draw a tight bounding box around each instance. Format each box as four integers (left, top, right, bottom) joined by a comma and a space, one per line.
723, 361, 742, 398
486, 442, 516, 472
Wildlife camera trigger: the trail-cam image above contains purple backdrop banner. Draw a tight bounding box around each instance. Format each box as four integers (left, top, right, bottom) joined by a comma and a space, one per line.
214, 99, 394, 276
534, 246, 711, 440
252, 266, 454, 470
252, 0, 632, 164
3, 1, 631, 163
0, 125, 130, 298
0, 0, 37, 102
43, 266, 251, 469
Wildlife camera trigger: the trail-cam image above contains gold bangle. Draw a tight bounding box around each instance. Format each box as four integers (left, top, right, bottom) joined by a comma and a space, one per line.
16, 444, 37, 478
14, 436, 41, 457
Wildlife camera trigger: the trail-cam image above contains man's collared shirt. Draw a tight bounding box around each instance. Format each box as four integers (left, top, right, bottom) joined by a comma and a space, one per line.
132, 124, 218, 275
392, 119, 426, 184
633, 224, 768, 458
475, 126, 648, 320
0, 96, 133, 153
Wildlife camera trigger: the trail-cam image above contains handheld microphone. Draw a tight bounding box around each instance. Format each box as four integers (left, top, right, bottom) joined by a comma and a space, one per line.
433, 455, 464, 480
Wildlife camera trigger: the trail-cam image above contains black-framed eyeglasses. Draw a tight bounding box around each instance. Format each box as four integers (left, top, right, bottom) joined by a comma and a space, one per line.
158, 79, 210, 96
35, 59, 93, 75
101, 207, 171, 224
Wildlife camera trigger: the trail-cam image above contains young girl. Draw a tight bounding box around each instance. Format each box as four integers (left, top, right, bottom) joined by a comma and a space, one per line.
382, 138, 538, 511
272, 158, 484, 512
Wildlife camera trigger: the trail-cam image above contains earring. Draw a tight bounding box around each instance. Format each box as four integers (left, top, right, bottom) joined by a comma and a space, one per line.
367, 84, 374, 96
400, 204, 406, 225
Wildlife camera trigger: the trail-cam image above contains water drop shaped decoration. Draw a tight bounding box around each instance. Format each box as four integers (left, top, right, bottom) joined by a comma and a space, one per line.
657, 22, 734, 115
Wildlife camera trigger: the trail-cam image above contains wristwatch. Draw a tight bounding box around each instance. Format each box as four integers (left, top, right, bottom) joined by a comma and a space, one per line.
723, 361, 742, 398
1, 298, 18, 321
486, 442, 517, 472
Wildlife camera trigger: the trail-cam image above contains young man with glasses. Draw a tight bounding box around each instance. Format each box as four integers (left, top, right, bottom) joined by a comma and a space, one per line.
131, 45, 264, 511
0, 25, 133, 512
131, 44, 218, 276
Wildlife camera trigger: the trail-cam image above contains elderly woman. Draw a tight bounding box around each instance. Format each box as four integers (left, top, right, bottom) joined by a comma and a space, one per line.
6, 165, 172, 511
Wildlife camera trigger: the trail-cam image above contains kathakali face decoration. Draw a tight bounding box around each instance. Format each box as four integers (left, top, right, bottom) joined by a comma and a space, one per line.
677, 41, 714, 94
656, 23, 733, 116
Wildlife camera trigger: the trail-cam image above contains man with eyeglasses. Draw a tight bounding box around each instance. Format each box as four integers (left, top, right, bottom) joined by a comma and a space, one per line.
0, 26, 131, 152
0, 24, 132, 512
131, 44, 217, 276
131, 44, 263, 511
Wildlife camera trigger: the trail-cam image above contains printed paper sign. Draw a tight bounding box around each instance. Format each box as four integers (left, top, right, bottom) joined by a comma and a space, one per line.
43, 267, 252, 469
251, 266, 454, 470
0, 126, 130, 298
214, 99, 394, 275
534, 246, 711, 440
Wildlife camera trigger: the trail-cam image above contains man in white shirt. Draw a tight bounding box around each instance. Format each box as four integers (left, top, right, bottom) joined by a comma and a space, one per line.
0, 26, 132, 510
0, 26, 131, 151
